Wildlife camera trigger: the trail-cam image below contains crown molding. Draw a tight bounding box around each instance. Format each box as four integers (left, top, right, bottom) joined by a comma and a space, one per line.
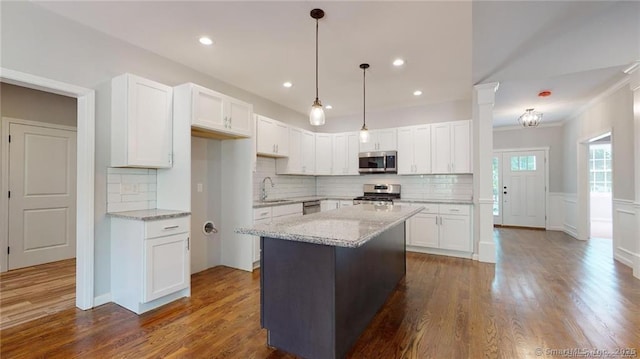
493, 121, 564, 132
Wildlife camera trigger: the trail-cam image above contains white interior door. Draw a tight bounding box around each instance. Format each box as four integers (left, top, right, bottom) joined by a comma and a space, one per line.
502, 150, 546, 228
8, 123, 77, 270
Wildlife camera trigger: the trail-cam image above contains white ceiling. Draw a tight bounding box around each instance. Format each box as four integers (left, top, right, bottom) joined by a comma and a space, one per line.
35, 1, 639, 128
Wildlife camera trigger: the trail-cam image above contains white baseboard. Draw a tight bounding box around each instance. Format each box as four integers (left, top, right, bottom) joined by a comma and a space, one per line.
563, 223, 578, 239
93, 293, 112, 307
472, 253, 479, 261
407, 246, 473, 260
546, 226, 564, 231
614, 248, 635, 268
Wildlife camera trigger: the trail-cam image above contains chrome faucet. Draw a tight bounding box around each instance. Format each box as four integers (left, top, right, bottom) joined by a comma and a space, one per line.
261, 177, 274, 201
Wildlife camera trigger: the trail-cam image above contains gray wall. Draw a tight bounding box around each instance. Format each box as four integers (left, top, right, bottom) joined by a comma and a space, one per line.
493, 126, 564, 192
0, 83, 77, 127
562, 84, 634, 200
1, 2, 309, 297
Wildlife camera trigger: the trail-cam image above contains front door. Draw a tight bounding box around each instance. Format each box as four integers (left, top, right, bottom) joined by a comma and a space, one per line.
8, 123, 77, 270
501, 150, 546, 228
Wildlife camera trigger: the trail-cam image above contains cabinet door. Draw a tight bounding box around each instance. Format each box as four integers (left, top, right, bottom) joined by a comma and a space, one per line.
439, 215, 471, 251
315, 133, 333, 175
396, 127, 414, 174
119, 74, 173, 168
450, 120, 470, 173
409, 213, 439, 247
359, 133, 377, 152
431, 123, 451, 173
301, 130, 315, 174
227, 98, 252, 137
193, 86, 225, 131
332, 133, 346, 175
321, 200, 339, 211
345, 132, 360, 175
274, 122, 289, 156
376, 128, 397, 151
339, 200, 353, 207
256, 116, 276, 155
144, 233, 189, 302
413, 125, 432, 174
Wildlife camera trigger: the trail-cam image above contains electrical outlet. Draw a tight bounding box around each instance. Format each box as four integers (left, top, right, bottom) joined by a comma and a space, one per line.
197, 183, 203, 193
121, 183, 138, 194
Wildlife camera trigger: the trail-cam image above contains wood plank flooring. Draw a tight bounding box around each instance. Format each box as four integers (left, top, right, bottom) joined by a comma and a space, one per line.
1, 229, 639, 358
0, 259, 75, 330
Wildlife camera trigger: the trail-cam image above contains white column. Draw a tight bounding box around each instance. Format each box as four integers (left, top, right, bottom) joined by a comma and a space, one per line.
473, 82, 499, 263
630, 70, 640, 279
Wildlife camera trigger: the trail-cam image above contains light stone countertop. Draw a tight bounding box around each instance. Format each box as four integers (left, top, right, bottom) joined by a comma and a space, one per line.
236, 204, 424, 248
253, 196, 354, 208
108, 209, 191, 221
395, 198, 473, 205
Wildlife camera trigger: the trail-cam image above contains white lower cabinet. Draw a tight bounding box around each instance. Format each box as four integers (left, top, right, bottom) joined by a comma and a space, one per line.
321, 200, 340, 211
405, 203, 472, 257
111, 215, 191, 314
252, 203, 302, 267
339, 200, 353, 208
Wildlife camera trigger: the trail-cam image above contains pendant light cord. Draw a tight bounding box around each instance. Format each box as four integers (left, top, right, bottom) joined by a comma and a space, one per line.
315, 18, 319, 101
363, 67, 366, 127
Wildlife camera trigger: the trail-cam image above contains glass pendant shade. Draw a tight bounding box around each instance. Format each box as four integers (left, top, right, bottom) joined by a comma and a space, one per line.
518, 108, 542, 128
309, 99, 325, 126
360, 126, 370, 143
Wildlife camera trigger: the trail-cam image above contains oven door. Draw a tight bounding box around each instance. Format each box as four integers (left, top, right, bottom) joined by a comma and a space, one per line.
358, 152, 386, 173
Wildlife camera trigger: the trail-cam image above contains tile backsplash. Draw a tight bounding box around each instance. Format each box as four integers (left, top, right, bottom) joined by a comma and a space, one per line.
316, 173, 473, 200
107, 168, 157, 212
253, 157, 317, 201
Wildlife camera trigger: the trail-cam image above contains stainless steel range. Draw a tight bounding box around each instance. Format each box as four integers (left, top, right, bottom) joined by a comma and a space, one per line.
353, 184, 401, 205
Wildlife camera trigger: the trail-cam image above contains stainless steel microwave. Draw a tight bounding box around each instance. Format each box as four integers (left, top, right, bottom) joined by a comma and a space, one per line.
358, 151, 397, 173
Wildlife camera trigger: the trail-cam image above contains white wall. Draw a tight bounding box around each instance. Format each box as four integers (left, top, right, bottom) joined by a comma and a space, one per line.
320, 99, 471, 133
0, 2, 310, 298
0, 83, 77, 127
493, 125, 564, 192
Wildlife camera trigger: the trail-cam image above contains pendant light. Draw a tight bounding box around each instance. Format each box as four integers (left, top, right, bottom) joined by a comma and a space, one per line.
309, 8, 325, 126
359, 63, 370, 143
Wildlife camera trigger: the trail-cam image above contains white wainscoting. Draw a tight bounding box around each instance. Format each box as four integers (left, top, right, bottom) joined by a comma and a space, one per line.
612, 199, 639, 270
563, 193, 578, 239
547, 192, 565, 231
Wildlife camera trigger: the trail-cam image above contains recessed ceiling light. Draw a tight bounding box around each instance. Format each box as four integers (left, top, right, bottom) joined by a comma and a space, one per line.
283, 82, 293, 88
393, 58, 405, 67
325, 105, 333, 109
199, 36, 213, 46
413, 90, 422, 96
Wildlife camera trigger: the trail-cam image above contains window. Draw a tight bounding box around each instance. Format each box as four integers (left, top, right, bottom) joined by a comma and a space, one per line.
589, 143, 611, 193
510, 156, 536, 171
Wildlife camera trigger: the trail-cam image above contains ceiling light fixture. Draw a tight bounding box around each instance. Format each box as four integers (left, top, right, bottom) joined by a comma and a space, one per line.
309, 8, 326, 126
199, 36, 213, 46
413, 90, 422, 96
283, 82, 293, 88
359, 63, 370, 143
326, 105, 333, 109
518, 108, 542, 128
393, 58, 405, 67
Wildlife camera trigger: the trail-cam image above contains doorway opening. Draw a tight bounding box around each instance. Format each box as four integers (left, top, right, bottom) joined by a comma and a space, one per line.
588, 133, 612, 239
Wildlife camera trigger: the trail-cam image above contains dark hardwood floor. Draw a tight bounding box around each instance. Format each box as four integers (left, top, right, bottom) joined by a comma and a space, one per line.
1, 228, 638, 358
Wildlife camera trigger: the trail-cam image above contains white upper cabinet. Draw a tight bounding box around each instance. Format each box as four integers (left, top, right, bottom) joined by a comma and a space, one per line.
397, 125, 431, 175
315, 133, 333, 175
431, 120, 470, 174
359, 128, 397, 152
191, 84, 252, 138
276, 129, 315, 175
331, 132, 359, 175
111, 73, 173, 168
256, 114, 289, 157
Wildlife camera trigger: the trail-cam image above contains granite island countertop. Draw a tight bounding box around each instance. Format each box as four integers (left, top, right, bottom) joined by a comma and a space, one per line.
253, 196, 472, 208
236, 204, 423, 248
107, 209, 191, 221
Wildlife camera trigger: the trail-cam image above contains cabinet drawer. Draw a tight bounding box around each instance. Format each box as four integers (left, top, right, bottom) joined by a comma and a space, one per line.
253, 207, 273, 221
272, 203, 302, 217
145, 216, 190, 239
439, 204, 470, 216
272, 213, 302, 223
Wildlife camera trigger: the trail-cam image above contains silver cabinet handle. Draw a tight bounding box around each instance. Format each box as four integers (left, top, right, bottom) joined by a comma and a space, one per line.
260, 212, 269, 216
163, 225, 179, 230
450, 209, 460, 212
229, 117, 232, 127
187, 237, 190, 250
276, 144, 279, 153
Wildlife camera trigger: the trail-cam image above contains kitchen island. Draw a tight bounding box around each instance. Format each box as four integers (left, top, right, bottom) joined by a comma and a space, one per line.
236, 204, 423, 359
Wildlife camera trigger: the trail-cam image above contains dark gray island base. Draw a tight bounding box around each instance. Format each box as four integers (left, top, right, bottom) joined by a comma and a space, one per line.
261, 223, 405, 359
